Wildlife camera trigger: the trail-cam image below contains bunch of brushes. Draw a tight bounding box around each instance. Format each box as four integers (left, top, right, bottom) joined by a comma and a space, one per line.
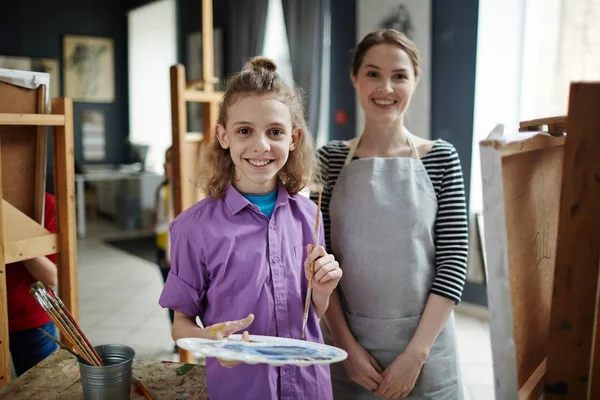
30, 282, 103, 366
30, 282, 153, 400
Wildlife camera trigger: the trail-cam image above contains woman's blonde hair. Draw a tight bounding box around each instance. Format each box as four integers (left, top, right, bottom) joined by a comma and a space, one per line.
351, 29, 421, 79
198, 56, 320, 199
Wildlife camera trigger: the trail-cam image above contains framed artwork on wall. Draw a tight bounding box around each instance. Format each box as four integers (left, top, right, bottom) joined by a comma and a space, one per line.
63, 35, 115, 103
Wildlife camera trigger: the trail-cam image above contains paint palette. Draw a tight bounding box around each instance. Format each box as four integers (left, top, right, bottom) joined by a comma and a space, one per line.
176, 335, 348, 367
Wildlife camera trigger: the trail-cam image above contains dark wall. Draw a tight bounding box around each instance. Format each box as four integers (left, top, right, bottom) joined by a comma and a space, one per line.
0, 0, 129, 165
328, 0, 356, 142
431, 0, 481, 306
0, 0, 128, 193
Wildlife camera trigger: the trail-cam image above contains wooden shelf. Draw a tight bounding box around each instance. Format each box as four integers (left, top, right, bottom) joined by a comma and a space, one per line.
0, 113, 65, 126
184, 90, 223, 103
481, 133, 566, 157
2, 199, 58, 264
186, 132, 204, 143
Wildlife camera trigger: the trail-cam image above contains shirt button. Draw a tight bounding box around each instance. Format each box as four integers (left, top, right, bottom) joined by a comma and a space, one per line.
270, 225, 275, 230
272, 257, 279, 263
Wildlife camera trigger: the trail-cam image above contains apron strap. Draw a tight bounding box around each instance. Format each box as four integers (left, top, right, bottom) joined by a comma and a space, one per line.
344, 137, 360, 166
407, 134, 420, 160
344, 134, 419, 165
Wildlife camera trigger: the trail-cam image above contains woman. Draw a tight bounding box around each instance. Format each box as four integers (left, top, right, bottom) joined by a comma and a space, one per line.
313, 29, 467, 399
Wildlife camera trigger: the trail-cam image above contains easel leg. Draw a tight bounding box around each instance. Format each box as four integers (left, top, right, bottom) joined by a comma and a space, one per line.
0, 135, 11, 387
76, 178, 86, 238
52, 99, 79, 323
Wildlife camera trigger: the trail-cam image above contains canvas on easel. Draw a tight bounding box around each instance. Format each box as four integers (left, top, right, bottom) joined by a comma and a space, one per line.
0, 69, 78, 387
481, 124, 565, 400
480, 82, 600, 400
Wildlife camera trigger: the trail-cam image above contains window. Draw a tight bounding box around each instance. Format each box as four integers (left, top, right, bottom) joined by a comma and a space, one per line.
470, 0, 600, 214
127, 0, 177, 174
262, 0, 294, 86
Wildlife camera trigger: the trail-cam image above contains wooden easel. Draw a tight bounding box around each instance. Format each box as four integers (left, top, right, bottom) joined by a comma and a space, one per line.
480, 82, 600, 399
0, 77, 78, 387
170, 0, 223, 363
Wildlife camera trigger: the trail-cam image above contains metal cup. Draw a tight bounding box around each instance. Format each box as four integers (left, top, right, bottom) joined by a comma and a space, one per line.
78, 344, 135, 400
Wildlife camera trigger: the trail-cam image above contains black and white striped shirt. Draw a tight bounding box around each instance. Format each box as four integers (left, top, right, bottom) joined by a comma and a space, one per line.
311, 139, 468, 303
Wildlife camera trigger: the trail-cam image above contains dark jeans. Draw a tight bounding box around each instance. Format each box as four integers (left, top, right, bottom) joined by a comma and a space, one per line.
10, 320, 59, 377
157, 248, 174, 325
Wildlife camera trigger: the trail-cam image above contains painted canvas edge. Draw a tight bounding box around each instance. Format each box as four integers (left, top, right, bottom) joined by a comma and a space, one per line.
480, 124, 519, 398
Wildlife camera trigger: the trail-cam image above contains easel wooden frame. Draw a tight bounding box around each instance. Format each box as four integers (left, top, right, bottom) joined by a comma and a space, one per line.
170, 0, 223, 363
0, 81, 78, 387
480, 82, 600, 400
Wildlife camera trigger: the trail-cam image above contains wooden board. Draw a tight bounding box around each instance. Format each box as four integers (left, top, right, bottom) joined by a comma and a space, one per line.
481, 127, 566, 399
2, 198, 58, 264
51, 98, 79, 323
545, 82, 600, 399
503, 145, 563, 388
0, 135, 8, 385
0, 81, 46, 220
0, 350, 208, 399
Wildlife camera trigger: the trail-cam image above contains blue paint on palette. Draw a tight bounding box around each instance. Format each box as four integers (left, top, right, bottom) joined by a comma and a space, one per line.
220, 344, 338, 361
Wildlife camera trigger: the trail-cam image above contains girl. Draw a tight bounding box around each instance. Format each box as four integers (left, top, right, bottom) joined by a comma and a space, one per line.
313, 29, 468, 399
159, 57, 342, 400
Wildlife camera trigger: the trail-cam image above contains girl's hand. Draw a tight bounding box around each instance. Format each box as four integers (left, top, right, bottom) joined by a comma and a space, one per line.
304, 244, 342, 295
217, 331, 251, 368
374, 349, 425, 399
203, 314, 254, 368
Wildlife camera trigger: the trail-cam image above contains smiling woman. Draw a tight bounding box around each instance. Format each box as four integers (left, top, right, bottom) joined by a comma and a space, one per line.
312, 29, 468, 400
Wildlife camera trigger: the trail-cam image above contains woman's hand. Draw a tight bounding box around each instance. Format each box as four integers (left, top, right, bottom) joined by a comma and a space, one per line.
339, 337, 384, 392
374, 349, 425, 399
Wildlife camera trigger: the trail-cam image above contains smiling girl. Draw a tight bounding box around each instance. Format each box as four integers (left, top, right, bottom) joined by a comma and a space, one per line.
159, 57, 342, 400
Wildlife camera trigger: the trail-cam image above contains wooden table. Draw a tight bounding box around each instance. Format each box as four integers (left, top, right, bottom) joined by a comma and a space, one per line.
0, 350, 208, 399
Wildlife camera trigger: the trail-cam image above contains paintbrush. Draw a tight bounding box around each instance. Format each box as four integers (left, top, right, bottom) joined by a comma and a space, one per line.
38, 328, 81, 359
302, 189, 323, 338
48, 286, 103, 365
132, 373, 154, 400
30, 283, 102, 366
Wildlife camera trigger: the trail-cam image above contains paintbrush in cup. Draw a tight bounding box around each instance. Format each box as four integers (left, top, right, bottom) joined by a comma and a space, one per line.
302, 189, 322, 338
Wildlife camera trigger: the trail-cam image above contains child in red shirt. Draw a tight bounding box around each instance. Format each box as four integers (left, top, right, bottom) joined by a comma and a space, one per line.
6, 193, 59, 376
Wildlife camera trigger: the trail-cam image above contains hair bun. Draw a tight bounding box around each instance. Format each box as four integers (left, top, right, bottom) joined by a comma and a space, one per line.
243, 56, 277, 72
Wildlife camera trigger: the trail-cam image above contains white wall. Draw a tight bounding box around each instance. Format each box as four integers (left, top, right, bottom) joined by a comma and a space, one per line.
127, 0, 177, 174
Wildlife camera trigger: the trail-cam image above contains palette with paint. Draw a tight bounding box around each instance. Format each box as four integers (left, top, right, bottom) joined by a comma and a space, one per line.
176, 335, 348, 367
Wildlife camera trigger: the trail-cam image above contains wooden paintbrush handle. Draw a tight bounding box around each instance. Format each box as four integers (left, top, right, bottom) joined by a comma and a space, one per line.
133, 374, 153, 400
49, 286, 104, 365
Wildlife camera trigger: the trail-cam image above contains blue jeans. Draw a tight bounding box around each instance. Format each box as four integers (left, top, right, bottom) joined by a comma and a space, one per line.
10, 321, 59, 376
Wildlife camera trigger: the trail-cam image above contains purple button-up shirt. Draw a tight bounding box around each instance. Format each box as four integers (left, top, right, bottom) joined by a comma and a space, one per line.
159, 184, 333, 400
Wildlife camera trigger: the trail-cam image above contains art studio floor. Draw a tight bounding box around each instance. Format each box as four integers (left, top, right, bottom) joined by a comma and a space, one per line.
77, 219, 495, 399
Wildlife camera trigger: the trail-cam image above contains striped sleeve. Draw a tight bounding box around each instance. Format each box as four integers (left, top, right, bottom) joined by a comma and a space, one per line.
311, 143, 335, 253
422, 144, 469, 303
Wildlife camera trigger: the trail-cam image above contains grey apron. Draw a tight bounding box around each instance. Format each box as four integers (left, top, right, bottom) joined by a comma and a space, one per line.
324, 135, 462, 399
